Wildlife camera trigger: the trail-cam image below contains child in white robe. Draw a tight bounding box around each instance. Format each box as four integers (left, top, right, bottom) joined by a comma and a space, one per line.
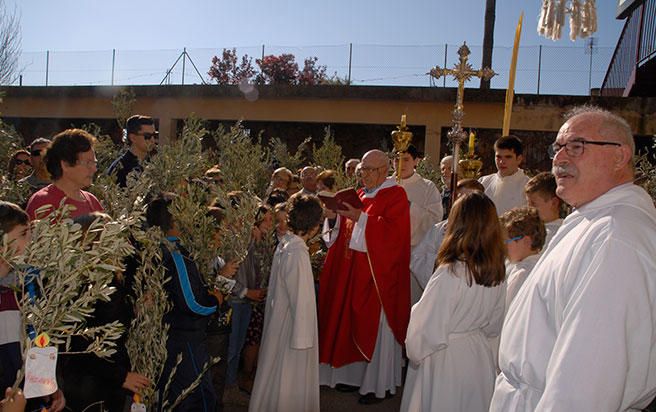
500, 207, 546, 309
248, 195, 324, 412
524, 172, 564, 248
401, 192, 506, 412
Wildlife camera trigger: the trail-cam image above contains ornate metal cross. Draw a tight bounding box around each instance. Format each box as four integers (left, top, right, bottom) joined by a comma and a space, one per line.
429, 42, 495, 206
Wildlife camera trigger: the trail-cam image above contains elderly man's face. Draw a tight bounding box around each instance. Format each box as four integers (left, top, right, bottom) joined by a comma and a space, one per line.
272, 172, 290, 189
359, 157, 388, 190
551, 115, 625, 208
301, 167, 318, 192
346, 163, 357, 177
440, 160, 452, 185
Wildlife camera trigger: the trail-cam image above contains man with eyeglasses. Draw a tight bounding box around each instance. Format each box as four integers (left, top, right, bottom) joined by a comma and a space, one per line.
25, 129, 103, 220
106, 115, 158, 187
299, 166, 319, 196
19, 137, 52, 191
319, 149, 411, 405
490, 106, 656, 411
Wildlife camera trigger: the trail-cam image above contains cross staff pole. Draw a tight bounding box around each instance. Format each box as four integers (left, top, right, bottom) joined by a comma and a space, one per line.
429, 42, 495, 209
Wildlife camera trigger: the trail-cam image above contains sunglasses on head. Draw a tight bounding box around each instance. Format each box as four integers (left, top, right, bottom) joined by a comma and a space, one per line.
15, 159, 31, 166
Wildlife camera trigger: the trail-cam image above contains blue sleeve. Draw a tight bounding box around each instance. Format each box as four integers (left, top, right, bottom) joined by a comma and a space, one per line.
169, 250, 216, 316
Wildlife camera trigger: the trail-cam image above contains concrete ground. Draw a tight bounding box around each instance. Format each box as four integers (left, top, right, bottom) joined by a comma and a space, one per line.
225, 385, 404, 411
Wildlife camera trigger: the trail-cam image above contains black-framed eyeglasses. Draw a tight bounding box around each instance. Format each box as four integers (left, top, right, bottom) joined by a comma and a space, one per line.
31, 150, 42, 157
138, 132, 159, 141
548, 139, 622, 159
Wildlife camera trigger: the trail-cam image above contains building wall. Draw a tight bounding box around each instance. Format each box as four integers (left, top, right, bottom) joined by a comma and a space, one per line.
1, 85, 654, 167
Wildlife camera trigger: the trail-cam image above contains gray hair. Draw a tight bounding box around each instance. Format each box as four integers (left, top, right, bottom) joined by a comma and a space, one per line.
564, 105, 635, 154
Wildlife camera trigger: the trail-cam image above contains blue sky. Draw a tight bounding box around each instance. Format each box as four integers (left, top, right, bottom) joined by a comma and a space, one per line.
7, 0, 626, 92
12, 0, 623, 50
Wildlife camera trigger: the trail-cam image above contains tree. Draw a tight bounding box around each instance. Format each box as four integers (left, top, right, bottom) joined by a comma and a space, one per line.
209, 50, 330, 86
255, 53, 299, 85
480, 0, 496, 90
208, 48, 256, 85
298, 57, 328, 85
0, 0, 21, 85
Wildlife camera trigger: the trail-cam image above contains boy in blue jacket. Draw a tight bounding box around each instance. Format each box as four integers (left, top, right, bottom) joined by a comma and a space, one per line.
146, 194, 218, 412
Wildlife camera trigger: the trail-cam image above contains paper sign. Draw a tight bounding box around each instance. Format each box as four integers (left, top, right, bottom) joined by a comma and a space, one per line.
131, 393, 146, 412
131, 402, 147, 412
23, 346, 58, 399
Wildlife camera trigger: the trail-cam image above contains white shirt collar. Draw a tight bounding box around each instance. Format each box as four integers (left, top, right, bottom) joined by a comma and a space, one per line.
362, 177, 397, 198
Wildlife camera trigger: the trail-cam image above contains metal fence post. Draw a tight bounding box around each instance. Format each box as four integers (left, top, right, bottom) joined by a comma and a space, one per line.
443, 44, 448, 87
348, 43, 352, 85
45, 50, 49, 86
182, 47, 186, 85
111, 49, 116, 85
537, 45, 542, 95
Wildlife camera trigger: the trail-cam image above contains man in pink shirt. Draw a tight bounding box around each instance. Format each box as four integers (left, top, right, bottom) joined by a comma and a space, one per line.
26, 128, 103, 220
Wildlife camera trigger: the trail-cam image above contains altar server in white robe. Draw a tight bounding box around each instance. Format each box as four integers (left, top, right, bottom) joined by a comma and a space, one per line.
524, 171, 565, 248
249, 195, 324, 412
410, 178, 484, 291
491, 106, 656, 411
395, 144, 443, 304
401, 192, 506, 412
479, 135, 529, 215
499, 207, 546, 309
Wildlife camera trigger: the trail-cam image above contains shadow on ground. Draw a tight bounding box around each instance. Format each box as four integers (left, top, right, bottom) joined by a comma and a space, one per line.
225, 385, 404, 411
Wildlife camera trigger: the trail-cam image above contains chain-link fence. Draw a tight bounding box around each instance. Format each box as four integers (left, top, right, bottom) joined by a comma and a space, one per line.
14, 43, 614, 96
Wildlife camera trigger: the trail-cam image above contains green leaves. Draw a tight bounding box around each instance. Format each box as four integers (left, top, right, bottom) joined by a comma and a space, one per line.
141, 115, 212, 196
270, 136, 309, 172
126, 226, 169, 407
0, 206, 135, 388
170, 182, 218, 277
213, 189, 260, 266
636, 152, 656, 204
311, 127, 355, 190
415, 156, 444, 190
213, 122, 270, 196
111, 88, 137, 130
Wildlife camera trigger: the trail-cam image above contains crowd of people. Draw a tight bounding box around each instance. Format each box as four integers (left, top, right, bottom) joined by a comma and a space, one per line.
1, 104, 656, 412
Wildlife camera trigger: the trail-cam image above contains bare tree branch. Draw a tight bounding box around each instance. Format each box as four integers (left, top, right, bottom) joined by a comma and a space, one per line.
0, 0, 21, 85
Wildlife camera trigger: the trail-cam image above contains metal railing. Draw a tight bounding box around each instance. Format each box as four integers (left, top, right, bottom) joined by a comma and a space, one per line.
601, 0, 656, 96
13, 43, 615, 96
639, 0, 656, 65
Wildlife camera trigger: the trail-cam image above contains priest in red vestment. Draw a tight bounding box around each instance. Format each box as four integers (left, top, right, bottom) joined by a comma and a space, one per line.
319, 149, 411, 404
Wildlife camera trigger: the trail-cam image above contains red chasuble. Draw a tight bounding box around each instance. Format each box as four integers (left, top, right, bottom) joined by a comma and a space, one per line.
319, 183, 411, 367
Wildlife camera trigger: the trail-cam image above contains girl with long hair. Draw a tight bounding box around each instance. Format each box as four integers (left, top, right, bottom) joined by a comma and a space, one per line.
400, 192, 506, 412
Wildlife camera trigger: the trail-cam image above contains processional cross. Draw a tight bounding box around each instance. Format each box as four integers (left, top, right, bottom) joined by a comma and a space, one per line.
429, 42, 495, 207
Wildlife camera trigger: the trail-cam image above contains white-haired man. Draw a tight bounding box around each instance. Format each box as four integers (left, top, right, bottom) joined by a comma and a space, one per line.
490, 106, 656, 411
319, 149, 410, 405
345, 158, 360, 178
